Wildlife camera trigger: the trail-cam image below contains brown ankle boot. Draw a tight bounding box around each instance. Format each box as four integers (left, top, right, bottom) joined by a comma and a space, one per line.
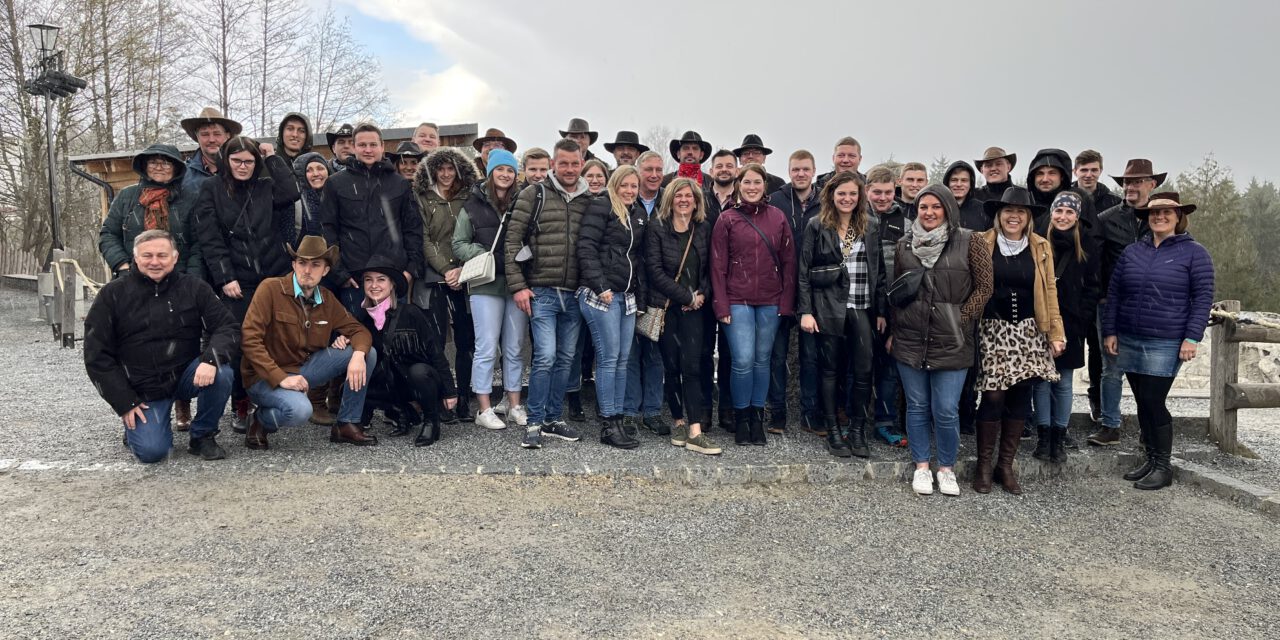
174, 399, 192, 432
330, 422, 378, 446
245, 411, 269, 450
972, 420, 1000, 493
997, 418, 1025, 495
308, 384, 336, 426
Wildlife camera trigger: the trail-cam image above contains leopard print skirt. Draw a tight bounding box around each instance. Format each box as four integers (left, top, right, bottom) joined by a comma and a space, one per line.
977, 317, 1061, 392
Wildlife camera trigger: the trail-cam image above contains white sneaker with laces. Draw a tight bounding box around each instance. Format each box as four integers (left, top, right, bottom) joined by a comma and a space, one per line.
476, 408, 506, 430
494, 397, 510, 415
912, 468, 935, 496
936, 469, 960, 496
509, 404, 528, 426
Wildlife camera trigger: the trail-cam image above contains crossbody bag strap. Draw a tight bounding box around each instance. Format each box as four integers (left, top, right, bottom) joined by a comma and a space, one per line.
737, 210, 781, 271
488, 211, 507, 254
665, 228, 696, 310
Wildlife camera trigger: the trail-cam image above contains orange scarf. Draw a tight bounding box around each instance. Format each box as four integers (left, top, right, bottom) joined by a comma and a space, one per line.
139, 187, 170, 230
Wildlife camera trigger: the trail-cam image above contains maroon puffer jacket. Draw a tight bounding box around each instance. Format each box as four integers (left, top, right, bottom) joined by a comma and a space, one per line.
710, 202, 797, 319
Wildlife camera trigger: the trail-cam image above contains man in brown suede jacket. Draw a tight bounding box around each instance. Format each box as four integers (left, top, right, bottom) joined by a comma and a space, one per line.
240, 235, 378, 449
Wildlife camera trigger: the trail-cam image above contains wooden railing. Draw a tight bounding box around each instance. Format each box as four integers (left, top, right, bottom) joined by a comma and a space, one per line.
1209, 300, 1277, 458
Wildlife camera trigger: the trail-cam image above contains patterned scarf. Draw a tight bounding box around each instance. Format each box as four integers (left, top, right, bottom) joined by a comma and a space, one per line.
677, 162, 703, 186
908, 217, 950, 268
138, 187, 170, 231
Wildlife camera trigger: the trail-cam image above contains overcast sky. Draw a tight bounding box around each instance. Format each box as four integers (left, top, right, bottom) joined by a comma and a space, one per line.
336, 0, 1280, 184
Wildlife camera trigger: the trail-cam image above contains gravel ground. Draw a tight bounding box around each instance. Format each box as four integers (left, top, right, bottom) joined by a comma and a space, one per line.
1, 473, 1278, 639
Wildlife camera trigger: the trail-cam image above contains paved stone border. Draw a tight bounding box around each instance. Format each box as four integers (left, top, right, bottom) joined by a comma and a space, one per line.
1173, 458, 1280, 518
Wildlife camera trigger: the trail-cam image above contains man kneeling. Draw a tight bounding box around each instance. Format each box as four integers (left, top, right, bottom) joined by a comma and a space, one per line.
240, 235, 377, 448
85, 230, 239, 462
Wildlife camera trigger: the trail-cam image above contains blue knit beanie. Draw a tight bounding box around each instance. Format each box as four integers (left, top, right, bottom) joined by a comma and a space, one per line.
486, 149, 518, 176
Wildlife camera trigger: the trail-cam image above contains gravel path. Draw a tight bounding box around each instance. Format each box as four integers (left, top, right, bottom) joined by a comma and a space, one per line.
1, 472, 1277, 639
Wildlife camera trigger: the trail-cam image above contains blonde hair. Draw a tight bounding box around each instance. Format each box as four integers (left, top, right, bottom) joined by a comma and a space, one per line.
606, 165, 640, 227
817, 171, 868, 238
658, 178, 707, 223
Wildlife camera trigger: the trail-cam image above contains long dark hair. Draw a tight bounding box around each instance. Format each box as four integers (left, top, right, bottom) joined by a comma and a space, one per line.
217, 136, 264, 193
817, 171, 868, 238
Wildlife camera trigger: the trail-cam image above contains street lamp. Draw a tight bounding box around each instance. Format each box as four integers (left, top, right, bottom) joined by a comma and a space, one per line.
22, 23, 84, 263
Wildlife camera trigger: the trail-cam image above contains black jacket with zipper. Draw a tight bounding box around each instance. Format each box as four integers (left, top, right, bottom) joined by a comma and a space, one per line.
194, 154, 298, 288
645, 215, 712, 309
321, 156, 425, 285
1049, 227, 1101, 370
577, 195, 647, 302
796, 215, 888, 336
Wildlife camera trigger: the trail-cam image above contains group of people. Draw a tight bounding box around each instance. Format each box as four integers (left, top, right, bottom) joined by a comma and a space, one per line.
86, 108, 1216, 497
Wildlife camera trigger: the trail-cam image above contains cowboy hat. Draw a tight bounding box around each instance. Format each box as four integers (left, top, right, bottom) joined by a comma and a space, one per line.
387, 141, 425, 164
325, 123, 355, 149
558, 118, 598, 144
355, 254, 408, 294
180, 107, 243, 142
1135, 191, 1196, 216
287, 235, 339, 266
1110, 158, 1168, 187
669, 131, 712, 163
975, 146, 1017, 170
733, 134, 773, 157
983, 185, 1047, 217
603, 130, 649, 154
473, 127, 518, 153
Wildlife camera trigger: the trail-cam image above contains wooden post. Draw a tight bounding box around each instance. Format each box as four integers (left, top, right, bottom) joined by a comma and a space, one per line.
60, 259, 77, 348
1209, 300, 1241, 454
48, 249, 66, 341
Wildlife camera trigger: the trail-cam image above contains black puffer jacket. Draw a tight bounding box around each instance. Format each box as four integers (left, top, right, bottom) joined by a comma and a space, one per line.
645, 216, 712, 308
1098, 202, 1147, 299
1049, 227, 1101, 370
577, 195, 647, 300
194, 150, 299, 288
321, 156, 425, 285
84, 268, 239, 415
1074, 180, 1123, 213
357, 302, 458, 400
943, 161, 990, 232
796, 215, 888, 336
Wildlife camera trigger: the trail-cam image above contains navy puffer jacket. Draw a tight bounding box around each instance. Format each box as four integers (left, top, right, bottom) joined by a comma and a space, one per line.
1102, 232, 1214, 342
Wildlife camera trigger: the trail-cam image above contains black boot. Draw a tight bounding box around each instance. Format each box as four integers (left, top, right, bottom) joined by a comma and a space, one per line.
1123, 418, 1154, 481
1048, 428, 1067, 464
734, 410, 751, 446
414, 416, 441, 447
601, 416, 639, 449
720, 407, 737, 434
1134, 423, 1173, 490
1032, 426, 1050, 461
566, 391, 586, 422
825, 416, 851, 457
845, 421, 871, 458
749, 407, 767, 446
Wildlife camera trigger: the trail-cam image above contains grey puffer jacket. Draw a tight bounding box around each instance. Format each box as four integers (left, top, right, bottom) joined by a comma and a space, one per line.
503, 175, 592, 292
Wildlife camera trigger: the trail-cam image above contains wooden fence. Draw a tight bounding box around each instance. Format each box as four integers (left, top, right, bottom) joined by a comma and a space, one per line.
1209, 300, 1278, 458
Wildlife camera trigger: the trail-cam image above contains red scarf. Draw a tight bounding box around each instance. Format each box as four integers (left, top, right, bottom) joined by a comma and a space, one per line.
138, 188, 170, 231
677, 162, 703, 186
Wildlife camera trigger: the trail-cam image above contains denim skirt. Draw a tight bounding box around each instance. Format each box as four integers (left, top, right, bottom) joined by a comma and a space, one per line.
1116, 333, 1183, 378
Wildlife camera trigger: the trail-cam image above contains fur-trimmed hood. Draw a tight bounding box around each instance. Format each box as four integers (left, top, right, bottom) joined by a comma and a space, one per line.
413, 147, 480, 200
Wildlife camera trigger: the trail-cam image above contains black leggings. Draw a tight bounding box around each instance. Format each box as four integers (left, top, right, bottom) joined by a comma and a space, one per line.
1127, 372, 1174, 430
661, 306, 705, 423
816, 309, 873, 424
977, 379, 1036, 422
220, 284, 258, 403
421, 286, 473, 407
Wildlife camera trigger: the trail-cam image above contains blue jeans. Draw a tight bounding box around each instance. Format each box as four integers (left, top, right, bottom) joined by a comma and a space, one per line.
469, 294, 528, 395
896, 363, 966, 468
1033, 366, 1075, 429
579, 292, 635, 417
124, 358, 234, 463
247, 346, 378, 430
527, 287, 581, 425
1097, 306, 1124, 428
724, 305, 781, 409
872, 332, 901, 427
625, 337, 664, 418
768, 317, 818, 417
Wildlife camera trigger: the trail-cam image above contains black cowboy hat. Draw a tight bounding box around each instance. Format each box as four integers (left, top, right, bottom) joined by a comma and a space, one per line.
387, 141, 425, 164
355, 254, 408, 294
669, 130, 712, 163
733, 134, 772, 157
558, 118, 598, 144
325, 123, 355, 149
982, 185, 1047, 217
603, 130, 649, 154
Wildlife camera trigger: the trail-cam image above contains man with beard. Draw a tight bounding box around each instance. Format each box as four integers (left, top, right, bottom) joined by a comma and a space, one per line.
604, 131, 648, 167
559, 118, 603, 164
275, 113, 313, 166
325, 123, 355, 173
662, 130, 713, 187
179, 107, 241, 191
972, 146, 1016, 202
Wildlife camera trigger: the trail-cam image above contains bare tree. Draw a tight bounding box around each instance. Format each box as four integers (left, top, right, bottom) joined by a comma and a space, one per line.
249, 0, 303, 137
642, 125, 674, 173
295, 3, 391, 132
187, 0, 255, 120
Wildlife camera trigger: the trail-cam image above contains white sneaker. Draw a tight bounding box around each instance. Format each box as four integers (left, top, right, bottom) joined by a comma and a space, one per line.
494, 397, 510, 415
476, 408, 506, 430
912, 468, 935, 496
937, 469, 960, 496
509, 404, 528, 426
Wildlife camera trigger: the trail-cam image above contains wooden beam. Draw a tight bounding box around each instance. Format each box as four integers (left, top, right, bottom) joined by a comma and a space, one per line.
1226, 323, 1280, 344
1223, 382, 1280, 410
1209, 300, 1240, 454
60, 261, 77, 348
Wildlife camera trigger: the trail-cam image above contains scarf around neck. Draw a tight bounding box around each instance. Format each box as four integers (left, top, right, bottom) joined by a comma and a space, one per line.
138, 187, 171, 231
363, 296, 392, 330
996, 232, 1029, 257
909, 217, 949, 268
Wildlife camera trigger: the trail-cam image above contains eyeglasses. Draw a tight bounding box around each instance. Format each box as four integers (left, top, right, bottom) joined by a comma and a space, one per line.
146, 158, 171, 167
229, 158, 256, 167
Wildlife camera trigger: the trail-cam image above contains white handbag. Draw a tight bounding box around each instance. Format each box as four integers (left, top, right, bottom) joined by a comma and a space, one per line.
458, 214, 506, 286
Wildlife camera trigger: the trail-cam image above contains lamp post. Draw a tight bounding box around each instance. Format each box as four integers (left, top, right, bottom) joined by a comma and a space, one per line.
22, 23, 85, 265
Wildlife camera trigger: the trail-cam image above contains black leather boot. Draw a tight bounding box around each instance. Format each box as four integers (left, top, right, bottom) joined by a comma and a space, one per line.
566, 391, 586, 422
749, 407, 767, 446
845, 421, 870, 458
1124, 418, 1155, 481
734, 409, 750, 446
1134, 423, 1174, 490
414, 416, 441, 447
1032, 426, 1050, 461
601, 416, 639, 449
1048, 428, 1067, 464
825, 415, 851, 457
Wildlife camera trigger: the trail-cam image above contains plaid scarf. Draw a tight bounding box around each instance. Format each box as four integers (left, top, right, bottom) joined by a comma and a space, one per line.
138, 187, 171, 231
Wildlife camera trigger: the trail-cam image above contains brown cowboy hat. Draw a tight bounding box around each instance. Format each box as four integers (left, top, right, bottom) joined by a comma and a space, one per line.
669, 130, 712, 162
287, 235, 339, 266
1111, 158, 1168, 187
733, 134, 773, 157
1135, 191, 1196, 217
603, 130, 649, 154
473, 127, 517, 153
180, 107, 243, 142
975, 146, 1017, 170
558, 118, 598, 144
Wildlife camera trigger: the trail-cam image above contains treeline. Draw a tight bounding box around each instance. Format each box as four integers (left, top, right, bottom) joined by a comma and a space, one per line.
0, 0, 391, 275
